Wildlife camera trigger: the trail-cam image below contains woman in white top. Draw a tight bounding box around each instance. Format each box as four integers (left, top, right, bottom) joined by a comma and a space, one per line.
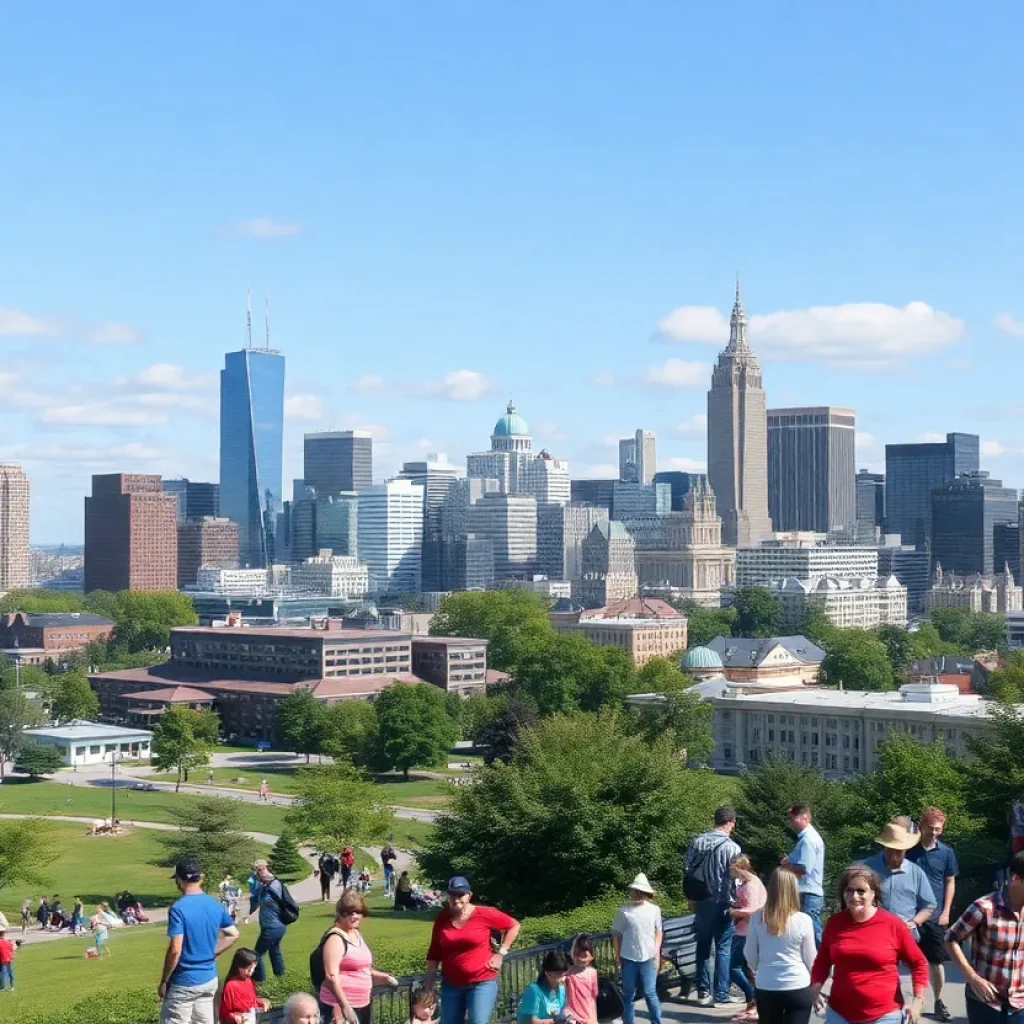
611, 873, 663, 1024
745, 869, 816, 1024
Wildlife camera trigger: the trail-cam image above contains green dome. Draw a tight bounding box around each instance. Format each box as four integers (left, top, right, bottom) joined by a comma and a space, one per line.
682, 646, 724, 671
493, 400, 530, 438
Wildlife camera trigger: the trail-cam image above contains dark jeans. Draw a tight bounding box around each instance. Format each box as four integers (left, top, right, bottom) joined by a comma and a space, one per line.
729, 935, 755, 1001
320, 1002, 372, 1024
253, 924, 286, 982
756, 987, 813, 1024
694, 899, 734, 1001
800, 893, 823, 946
966, 995, 1024, 1024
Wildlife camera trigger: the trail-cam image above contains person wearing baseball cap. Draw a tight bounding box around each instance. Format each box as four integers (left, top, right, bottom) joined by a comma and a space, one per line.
864, 821, 937, 939
157, 859, 239, 1024
424, 876, 521, 1024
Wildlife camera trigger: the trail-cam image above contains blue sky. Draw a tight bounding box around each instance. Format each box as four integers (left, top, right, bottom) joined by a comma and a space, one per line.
3, 2, 1023, 542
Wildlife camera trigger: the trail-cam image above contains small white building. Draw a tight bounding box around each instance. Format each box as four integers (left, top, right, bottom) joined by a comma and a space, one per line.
23, 719, 153, 767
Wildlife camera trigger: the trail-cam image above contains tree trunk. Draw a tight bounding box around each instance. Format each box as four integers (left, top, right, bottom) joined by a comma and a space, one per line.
176, 766, 182, 793
403, 766, 409, 781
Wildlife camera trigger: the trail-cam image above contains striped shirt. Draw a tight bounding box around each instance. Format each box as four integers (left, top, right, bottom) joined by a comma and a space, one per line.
946, 888, 1024, 1010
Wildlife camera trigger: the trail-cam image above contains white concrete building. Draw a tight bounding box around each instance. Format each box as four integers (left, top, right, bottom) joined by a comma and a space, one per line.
0, 464, 30, 591
468, 491, 537, 580
357, 479, 425, 594
193, 566, 272, 596
736, 542, 879, 587
927, 567, 1022, 614
768, 575, 908, 630
23, 719, 153, 766
711, 683, 990, 778
520, 451, 570, 506
288, 554, 370, 599
497, 576, 573, 600
536, 502, 609, 581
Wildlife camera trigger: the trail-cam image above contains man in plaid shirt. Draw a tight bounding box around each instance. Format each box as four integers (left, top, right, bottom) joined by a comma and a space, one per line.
945, 850, 1024, 1024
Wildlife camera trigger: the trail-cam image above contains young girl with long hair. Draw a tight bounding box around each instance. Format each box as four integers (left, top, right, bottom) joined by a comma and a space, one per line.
219, 948, 271, 1024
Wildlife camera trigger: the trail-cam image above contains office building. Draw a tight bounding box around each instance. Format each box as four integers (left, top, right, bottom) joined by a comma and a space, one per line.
84, 474, 178, 592
411, 636, 489, 696
931, 471, 1018, 576
556, 600, 687, 666
162, 479, 189, 524
653, 472, 708, 513
767, 407, 856, 533
0, 612, 114, 658
736, 541, 879, 588
927, 566, 1021, 615
289, 555, 369, 599
357, 479, 425, 595
315, 493, 359, 558
193, 567, 273, 596
176, 517, 239, 589
885, 433, 979, 550
570, 479, 616, 513
856, 471, 885, 534
707, 280, 773, 546
579, 521, 637, 607
995, 522, 1022, 581
536, 503, 609, 581
186, 482, 220, 519
619, 429, 657, 485
467, 492, 537, 580
220, 346, 285, 567
398, 453, 461, 592
876, 545, 930, 613
0, 464, 31, 592
767, 575, 908, 630
442, 536, 495, 592
520, 450, 571, 506
612, 482, 671, 520
23, 720, 153, 767
304, 431, 373, 496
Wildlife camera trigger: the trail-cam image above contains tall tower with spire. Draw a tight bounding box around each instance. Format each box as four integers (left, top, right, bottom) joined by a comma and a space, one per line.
707, 277, 773, 546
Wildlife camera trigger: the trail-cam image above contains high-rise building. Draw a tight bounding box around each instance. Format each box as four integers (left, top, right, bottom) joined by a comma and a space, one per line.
652, 471, 707, 512
876, 545, 930, 614
84, 474, 178, 592
0, 464, 30, 592
398, 453, 461, 592
186, 482, 220, 519
220, 345, 285, 568
536, 503, 609, 581
467, 492, 537, 580
707, 280, 773, 546
994, 522, 1022, 581
161, 479, 189, 524
579, 521, 638, 607
767, 407, 856, 533
356, 479, 424, 595
619, 429, 657, 485
885, 432, 979, 550
856, 471, 885, 534
315, 493, 359, 558
176, 517, 239, 588
736, 540, 879, 588
304, 431, 373, 496
443, 536, 495, 592
612, 482, 671, 520
570, 479, 616, 513
931, 471, 1018, 576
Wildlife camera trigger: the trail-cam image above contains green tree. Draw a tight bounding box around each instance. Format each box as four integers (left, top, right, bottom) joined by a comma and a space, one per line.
875, 625, 914, 676
909, 623, 964, 660
985, 652, 1024, 702
732, 588, 783, 638
965, 699, 1024, 840
105, 591, 198, 655
155, 797, 262, 888
627, 687, 714, 765
460, 691, 498, 740
0, 819, 55, 892
799, 611, 836, 648
684, 606, 738, 648
474, 698, 537, 764
152, 706, 219, 791
819, 629, 894, 691
14, 742, 65, 777
276, 688, 328, 761
419, 710, 723, 916
430, 590, 553, 671
0, 688, 45, 776
46, 671, 100, 723
930, 607, 1006, 653
320, 700, 379, 768
285, 762, 394, 850
267, 832, 308, 881
0, 589, 86, 613
376, 683, 459, 778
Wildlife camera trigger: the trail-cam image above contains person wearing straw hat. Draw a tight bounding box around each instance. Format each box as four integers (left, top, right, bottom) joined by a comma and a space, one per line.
863, 821, 936, 939
612, 873, 664, 1024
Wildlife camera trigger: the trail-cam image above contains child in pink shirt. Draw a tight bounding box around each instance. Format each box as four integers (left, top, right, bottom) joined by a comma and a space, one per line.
565, 934, 599, 1024
729, 856, 767, 1021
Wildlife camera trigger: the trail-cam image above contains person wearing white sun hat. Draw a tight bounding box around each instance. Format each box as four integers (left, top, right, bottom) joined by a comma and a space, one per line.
612, 873, 663, 1024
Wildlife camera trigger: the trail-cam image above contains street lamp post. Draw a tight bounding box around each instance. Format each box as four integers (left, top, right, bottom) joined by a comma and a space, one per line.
110, 751, 119, 824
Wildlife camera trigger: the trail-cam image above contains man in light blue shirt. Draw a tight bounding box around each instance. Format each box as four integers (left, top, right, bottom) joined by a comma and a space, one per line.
781, 803, 826, 944
864, 820, 936, 938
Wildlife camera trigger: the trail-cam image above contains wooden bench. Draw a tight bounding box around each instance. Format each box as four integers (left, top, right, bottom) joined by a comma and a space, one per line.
658, 914, 697, 1000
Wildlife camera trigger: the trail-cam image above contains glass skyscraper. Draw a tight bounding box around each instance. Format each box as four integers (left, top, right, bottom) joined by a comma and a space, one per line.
219, 348, 285, 568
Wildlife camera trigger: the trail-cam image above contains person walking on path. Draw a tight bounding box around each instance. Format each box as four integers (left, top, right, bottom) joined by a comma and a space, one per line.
219, 876, 241, 922
780, 804, 825, 946
612, 873, 664, 1024
864, 822, 937, 938
745, 869, 816, 1024
157, 859, 238, 1024
244, 859, 293, 984
944, 849, 1024, 1024
90, 907, 112, 958
685, 805, 742, 1007
70, 896, 84, 936
341, 847, 356, 890
319, 851, 339, 903
381, 844, 397, 898
811, 863, 928, 1024
19, 899, 29, 936
317, 890, 399, 1024
424, 875, 521, 1024
36, 896, 49, 931
729, 855, 767, 1021
907, 807, 959, 1022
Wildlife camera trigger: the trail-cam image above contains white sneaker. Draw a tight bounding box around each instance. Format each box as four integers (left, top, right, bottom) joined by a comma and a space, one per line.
697, 994, 714, 1007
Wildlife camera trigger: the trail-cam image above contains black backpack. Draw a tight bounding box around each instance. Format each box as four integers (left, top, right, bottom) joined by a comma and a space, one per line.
683, 837, 727, 902
310, 928, 349, 993
268, 880, 300, 925
596, 978, 625, 1023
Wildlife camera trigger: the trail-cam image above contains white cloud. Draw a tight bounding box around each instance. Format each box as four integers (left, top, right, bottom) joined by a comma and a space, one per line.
656, 300, 964, 368
576, 462, 618, 478
351, 370, 494, 402
284, 394, 328, 421
675, 413, 707, 438
133, 393, 212, 413
592, 371, 616, 388
118, 363, 216, 391
537, 422, 568, 442
643, 359, 710, 389
855, 432, 879, 452
0, 308, 61, 337
981, 440, 1005, 457
87, 321, 146, 345
38, 402, 168, 427
995, 313, 1024, 336
918, 432, 946, 443
660, 456, 707, 472
0, 307, 144, 344
228, 217, 303, 238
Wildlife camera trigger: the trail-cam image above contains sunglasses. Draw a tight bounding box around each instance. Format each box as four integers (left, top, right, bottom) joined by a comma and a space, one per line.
845, 887, 871, 896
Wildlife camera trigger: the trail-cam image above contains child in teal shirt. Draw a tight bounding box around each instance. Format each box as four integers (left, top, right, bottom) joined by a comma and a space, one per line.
518, 950, 572, 1024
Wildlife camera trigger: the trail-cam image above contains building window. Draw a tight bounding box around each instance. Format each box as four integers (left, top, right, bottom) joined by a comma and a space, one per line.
89, 745, 101, 755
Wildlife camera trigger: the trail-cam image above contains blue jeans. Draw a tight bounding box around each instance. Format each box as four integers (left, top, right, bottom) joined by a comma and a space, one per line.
729, 935, 754, 1002
621, 957, 661, 1024
0, 964, 12, 990
800, 893, 823, 946
440, 978, 499, 1024
253, 924, 286, 982
694, 899, 734, 1001
966, 995, 1024, 1024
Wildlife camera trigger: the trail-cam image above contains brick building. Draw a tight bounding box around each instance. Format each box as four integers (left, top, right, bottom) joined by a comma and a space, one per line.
84, 474, 178, 592
410, 637, 488, 696
0, 612, 114, 655
176, 517, 240, 588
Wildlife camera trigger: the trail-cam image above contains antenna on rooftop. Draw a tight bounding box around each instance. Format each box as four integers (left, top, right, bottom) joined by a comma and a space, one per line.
265, 294, 271, 350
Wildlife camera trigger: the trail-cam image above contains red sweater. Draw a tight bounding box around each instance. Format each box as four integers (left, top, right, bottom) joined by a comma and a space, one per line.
219, 978, 258, 1023
811, 908, 928, 1024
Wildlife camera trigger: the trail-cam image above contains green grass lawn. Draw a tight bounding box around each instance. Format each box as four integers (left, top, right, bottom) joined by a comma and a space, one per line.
148, 764, 302, 795
0, 780, 288, 834
0, 893, 435, 1021
370, 777, 454, 809
386, 820, 436, 851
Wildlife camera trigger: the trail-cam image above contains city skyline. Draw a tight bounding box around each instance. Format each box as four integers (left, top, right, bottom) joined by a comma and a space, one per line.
2, 5, 1023, 541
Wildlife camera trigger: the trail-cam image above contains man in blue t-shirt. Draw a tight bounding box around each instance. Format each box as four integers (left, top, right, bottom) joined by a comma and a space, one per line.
158, 859, 239, 1024
781, 802, 826, 945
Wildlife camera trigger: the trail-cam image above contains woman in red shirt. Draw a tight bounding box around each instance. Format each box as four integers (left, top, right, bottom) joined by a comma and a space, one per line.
811, 864, 928, 1024
424, 875, 521, 1024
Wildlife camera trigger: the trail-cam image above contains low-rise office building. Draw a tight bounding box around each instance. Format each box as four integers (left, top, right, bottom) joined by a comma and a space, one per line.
410, 637, 488, 696
23, 719, 153, 766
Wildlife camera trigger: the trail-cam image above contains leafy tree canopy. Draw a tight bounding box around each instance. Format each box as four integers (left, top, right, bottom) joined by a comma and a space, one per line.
0, 819, 55, 892
0, 688, 45, 776
14, 742, 65, 778
46, 671, 100, 723
965, 698, 1024, 840
474, 698, 537, 765
929, 607, 1006, 653
819, 628, 895, 691
684, 605, 738, 648
375, 682, 459, 778
626, 658, 714, 765
732, 588, 783, 638
267, 832, 308, 881
320, 700, 380, 769
276, 688, 327, 761
152, 706, 219, 790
